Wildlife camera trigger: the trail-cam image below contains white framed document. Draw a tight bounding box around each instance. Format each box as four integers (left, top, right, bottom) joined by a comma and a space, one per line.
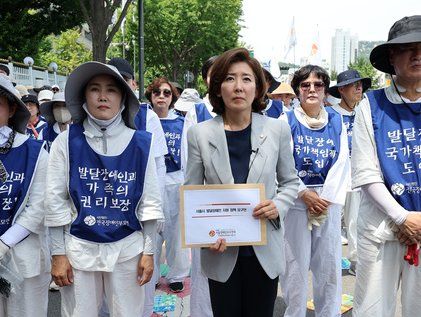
180, 183, 267, 248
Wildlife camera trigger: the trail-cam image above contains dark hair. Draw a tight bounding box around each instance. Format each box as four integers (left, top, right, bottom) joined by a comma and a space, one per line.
201, 55, 219, 82
291, 65, 330, 97
145, 77, 178, 108
0, 87, 18, 127
208, 48, 266, 115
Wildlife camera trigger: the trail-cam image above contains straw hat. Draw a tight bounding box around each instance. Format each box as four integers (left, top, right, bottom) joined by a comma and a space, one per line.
267, 83, 296, 98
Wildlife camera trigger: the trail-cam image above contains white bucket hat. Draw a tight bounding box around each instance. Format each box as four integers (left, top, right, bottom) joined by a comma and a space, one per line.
0, 76, 30, 134
174, 88, 202, 112
65, 62, 140, 129
37, 89, 54, 104
40, 92, 66, 124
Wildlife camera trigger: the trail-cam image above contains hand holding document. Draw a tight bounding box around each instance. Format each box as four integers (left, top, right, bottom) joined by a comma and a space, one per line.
180, 184, 267, 247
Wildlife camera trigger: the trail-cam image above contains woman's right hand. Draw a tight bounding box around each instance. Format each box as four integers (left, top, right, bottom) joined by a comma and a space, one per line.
209, 238, 227, 253
51, 255, 74, 287
301, 190, 329, 215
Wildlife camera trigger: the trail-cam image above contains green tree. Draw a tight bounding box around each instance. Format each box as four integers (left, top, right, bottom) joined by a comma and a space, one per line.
0, 1, 83, 61
330, 70, 338, 81
348, 57, 381, 89
78, 0, 134, 62
36, 28, 92, 74
116, 0, 242, 90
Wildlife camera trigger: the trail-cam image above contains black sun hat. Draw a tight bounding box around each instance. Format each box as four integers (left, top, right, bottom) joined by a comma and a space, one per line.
328, 70, 371, 98
370, 15, 421, 74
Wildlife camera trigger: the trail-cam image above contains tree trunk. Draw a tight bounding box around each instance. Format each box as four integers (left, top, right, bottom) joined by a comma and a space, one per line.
92, 37, 107, 63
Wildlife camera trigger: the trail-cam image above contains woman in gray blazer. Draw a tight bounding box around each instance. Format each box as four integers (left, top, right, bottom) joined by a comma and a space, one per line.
185, 48, 299, 317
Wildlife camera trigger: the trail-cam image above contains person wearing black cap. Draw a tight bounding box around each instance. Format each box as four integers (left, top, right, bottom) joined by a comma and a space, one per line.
0, 75, 50, 316
107, 58, 167, 189
351, 16, 421, 316
327, 69, 371, 274
108, 57, 168, 317
21, 94, 47, 139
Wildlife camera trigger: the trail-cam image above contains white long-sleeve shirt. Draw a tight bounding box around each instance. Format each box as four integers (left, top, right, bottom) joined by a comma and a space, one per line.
2, 133, 50, 278
351, 84, 419, 242
145, 107, 167, 194
44, 117, 163, 271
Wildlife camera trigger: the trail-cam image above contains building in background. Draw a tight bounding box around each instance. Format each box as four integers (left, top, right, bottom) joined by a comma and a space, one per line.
358, 40, 383, 60
331, 29, 358, 73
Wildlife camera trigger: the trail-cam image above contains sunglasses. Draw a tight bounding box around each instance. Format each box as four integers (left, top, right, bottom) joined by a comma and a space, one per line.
299, 81, 325, 91
152, 89, 172, 98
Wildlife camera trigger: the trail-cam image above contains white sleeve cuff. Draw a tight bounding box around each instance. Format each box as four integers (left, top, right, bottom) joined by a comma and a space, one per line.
0, 223, 31, 248
142, 220, 157, 255
49, 226, 66, 255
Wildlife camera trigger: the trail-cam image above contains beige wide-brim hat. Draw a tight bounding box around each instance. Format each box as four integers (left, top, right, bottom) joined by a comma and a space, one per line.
267, 82, 296, 98
40, 92, 66, 124
65, 62, 140, 129
0, 76, 30, 134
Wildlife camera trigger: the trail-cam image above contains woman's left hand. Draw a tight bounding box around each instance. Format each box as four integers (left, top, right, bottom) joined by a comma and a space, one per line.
137, 254, 154, 286
253, 200, 279, 220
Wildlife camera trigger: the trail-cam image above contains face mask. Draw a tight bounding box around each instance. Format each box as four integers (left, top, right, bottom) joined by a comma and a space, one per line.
53, 107, 72, 123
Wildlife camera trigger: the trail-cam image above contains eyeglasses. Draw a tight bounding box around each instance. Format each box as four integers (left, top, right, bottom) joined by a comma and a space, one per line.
152, 89, 172, 98
299, 81, 325, 91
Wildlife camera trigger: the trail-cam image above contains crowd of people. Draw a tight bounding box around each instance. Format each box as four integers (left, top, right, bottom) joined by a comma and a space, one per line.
0, 14, 419, 317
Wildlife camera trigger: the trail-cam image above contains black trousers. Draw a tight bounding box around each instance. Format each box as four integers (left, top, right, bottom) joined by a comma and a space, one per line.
208, 254, 279, 317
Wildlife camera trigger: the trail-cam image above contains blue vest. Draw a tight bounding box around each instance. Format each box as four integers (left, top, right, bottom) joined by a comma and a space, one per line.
326, 106, 355, 156
195, 103, 213, 123
41, 124, 59, 152
134, 103, 149, 131
160, 116, 184, 173
68, 124, 152, 243
287, 110, 342, 186
0, 139, 43, 235
264, 99, 284, 118
367, 89, 420, 211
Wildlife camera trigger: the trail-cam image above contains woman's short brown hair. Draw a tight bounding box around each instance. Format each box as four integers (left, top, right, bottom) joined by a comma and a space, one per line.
291, 65, 330, 97
209, 48, 266, 115
145, 77, 178, 108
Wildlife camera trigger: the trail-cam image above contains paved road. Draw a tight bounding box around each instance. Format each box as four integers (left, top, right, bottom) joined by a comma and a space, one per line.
47, 245, 402, 316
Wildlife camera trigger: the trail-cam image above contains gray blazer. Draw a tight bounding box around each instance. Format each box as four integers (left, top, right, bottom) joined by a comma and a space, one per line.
185, 112, 299, 282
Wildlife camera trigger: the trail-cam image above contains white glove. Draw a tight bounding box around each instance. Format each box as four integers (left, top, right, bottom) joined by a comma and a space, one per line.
307, 210, 328, 231
0, 239, 10, 260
